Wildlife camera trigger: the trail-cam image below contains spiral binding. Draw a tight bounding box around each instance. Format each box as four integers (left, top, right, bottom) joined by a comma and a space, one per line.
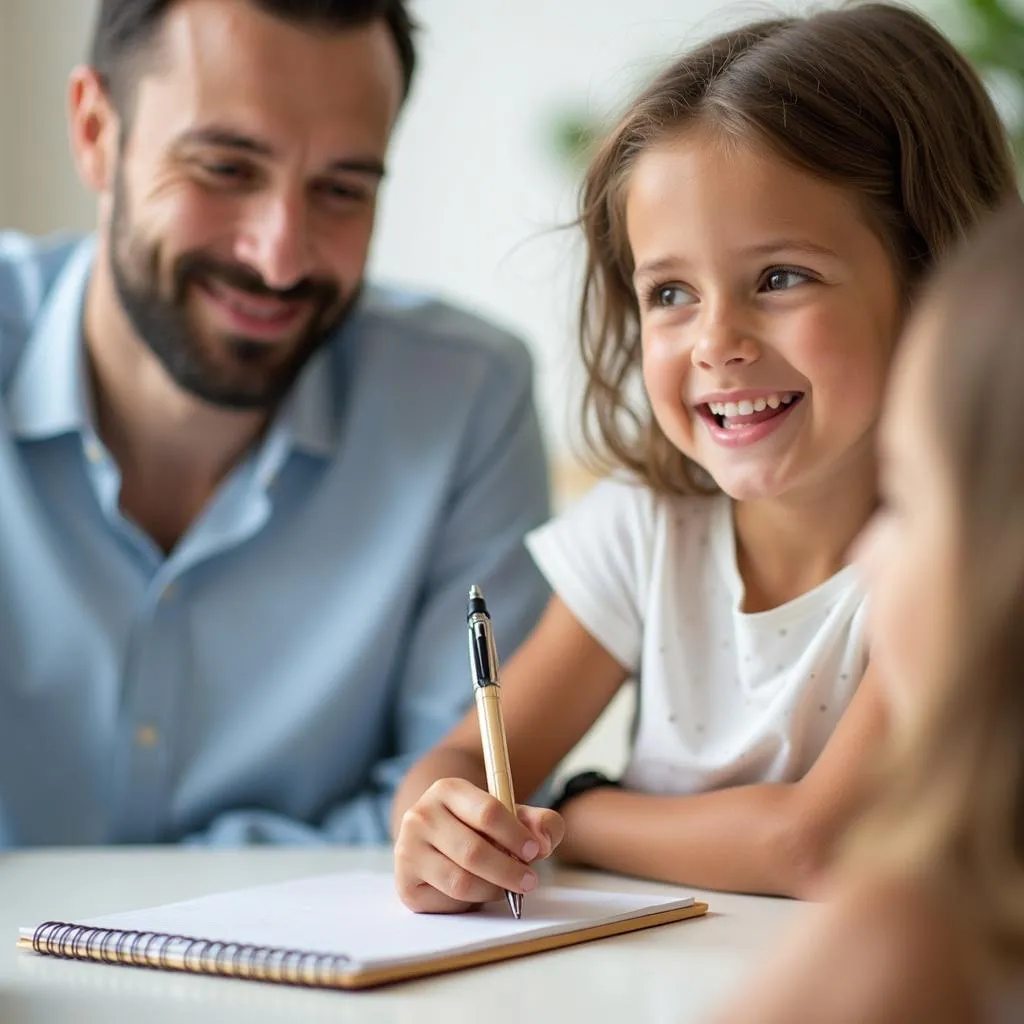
31, 921, 352, 987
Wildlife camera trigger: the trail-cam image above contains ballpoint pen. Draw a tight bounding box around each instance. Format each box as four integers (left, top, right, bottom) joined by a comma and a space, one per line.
466, 584, 523, 920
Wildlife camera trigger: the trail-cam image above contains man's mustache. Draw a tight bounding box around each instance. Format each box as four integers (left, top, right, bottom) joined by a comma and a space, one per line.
174, 254, 339, 305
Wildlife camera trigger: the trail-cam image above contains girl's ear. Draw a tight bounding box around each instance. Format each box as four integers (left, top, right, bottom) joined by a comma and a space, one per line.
68, 65, 120, 196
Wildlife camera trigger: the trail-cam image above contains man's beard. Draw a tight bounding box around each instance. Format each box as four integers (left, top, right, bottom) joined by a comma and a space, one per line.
107, 172, 360, 410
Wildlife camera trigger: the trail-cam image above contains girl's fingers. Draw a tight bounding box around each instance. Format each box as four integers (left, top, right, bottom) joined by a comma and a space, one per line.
394, 780, 543, 912
428, 778, 542, 862
517, 806, 566, 857
396, 840, 502, 913
425, 809, 538, 898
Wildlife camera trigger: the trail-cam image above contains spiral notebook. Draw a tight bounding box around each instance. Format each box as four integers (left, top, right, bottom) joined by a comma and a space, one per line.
17, 870, 707, 989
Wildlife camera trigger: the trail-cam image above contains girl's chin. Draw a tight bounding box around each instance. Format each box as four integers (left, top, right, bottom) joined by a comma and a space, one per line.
700, 471, 789, 503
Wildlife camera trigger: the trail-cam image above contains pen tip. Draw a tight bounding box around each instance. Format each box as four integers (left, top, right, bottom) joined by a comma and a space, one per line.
467, 584, 488, 618
507, 891, 523, 919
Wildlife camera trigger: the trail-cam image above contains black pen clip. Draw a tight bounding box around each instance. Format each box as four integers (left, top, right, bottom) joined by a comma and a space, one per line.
470, 621, 496, 685
467, 585, 499, 687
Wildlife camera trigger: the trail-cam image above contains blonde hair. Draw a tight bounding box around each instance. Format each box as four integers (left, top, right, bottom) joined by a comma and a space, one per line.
849, 198, 1024, 972
576, 2, 1017, 494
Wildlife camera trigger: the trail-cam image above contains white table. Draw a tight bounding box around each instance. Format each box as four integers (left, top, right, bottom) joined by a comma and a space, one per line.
0, 847, 804, 1023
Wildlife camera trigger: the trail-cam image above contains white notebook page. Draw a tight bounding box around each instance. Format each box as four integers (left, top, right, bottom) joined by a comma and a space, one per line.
21, 871, 694, 971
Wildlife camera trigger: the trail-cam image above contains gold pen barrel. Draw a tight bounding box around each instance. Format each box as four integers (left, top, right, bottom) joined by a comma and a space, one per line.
467, 586, 524, 918
474, 685, 516, 812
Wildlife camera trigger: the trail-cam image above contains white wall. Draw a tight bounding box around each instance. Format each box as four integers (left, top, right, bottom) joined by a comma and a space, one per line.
0, 4, 11, 224
2, 0, 99, 235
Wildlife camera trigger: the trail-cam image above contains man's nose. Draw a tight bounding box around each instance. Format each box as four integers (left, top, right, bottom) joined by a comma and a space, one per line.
233, 191, 314, 292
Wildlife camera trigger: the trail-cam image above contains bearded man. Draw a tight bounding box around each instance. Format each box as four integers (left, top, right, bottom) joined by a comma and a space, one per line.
0, 0, 549, 846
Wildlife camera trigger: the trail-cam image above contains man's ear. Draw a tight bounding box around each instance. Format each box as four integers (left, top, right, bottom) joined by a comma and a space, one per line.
68, 65, 121, 195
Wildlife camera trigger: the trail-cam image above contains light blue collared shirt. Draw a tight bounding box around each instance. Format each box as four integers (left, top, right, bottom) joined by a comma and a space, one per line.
0, 232, 550, 847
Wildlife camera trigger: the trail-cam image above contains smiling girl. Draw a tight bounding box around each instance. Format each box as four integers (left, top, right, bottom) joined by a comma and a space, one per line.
391, 3, 1019, 910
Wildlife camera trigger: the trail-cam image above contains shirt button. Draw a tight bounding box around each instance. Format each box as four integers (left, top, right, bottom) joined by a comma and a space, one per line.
84, 440, 103, 464
161, 582, 177, 601
135, 724, 160, 749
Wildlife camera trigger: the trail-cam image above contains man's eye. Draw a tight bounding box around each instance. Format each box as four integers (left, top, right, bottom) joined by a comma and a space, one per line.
202, 163, 249, 181
761, 268, 810, 292
317, 182, 369, 203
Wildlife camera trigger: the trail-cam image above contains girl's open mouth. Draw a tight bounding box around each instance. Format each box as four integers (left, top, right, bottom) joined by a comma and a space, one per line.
696, 392, 805, 446
702, 391, 803, 429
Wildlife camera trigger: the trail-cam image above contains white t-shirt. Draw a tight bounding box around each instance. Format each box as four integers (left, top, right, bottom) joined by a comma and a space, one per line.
525, 477, 869, 793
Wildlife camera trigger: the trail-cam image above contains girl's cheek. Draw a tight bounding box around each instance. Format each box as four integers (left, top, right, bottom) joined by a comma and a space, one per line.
642, 347, 686, 412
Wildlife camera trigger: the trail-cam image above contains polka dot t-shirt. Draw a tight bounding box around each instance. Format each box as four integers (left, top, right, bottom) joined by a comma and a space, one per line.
524, 476, 869, 794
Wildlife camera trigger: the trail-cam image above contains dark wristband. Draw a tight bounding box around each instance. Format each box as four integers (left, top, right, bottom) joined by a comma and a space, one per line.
550, 769, 621, 814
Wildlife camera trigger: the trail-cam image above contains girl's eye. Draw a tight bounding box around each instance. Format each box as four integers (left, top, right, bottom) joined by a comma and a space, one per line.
647, 284, 696, 308
761, 268, 811, 292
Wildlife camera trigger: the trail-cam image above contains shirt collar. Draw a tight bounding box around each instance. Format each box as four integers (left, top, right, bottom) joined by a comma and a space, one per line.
7, 237, 96, 440
277, 345, 335, 459
7, 235, 336, 458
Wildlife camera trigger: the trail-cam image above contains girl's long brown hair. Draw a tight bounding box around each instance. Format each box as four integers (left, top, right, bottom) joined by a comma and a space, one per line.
577, 2, 1017, 494
850, 198, 1024, 972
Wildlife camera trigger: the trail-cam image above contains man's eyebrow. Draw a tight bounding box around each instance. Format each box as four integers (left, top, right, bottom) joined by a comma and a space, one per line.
175, 127, 386, 178
177, 127, 273, 156
327, 156, 386, 179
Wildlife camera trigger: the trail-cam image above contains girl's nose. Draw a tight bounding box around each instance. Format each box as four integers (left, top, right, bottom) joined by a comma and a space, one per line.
691, 318, 760, 371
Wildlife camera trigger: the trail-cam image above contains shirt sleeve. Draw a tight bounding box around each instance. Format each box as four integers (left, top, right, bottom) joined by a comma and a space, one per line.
525, 475, 654, 673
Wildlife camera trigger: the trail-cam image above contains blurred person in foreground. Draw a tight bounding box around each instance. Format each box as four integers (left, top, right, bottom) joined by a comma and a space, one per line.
717, 197, 1024, 1023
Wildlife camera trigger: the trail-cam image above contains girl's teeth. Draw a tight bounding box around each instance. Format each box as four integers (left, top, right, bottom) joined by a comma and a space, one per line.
707, 393, 797, 417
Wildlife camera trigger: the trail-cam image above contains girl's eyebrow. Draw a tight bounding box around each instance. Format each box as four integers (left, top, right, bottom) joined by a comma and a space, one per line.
743, 238, 841, 259
634, 239, 842, 280
633, 255, 684, 279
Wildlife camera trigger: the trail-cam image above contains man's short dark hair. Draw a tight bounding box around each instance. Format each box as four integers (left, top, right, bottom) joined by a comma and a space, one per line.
89, 0, 417, 119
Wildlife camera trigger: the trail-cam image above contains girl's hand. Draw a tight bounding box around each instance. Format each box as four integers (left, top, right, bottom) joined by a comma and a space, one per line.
394, 777, 565, 913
